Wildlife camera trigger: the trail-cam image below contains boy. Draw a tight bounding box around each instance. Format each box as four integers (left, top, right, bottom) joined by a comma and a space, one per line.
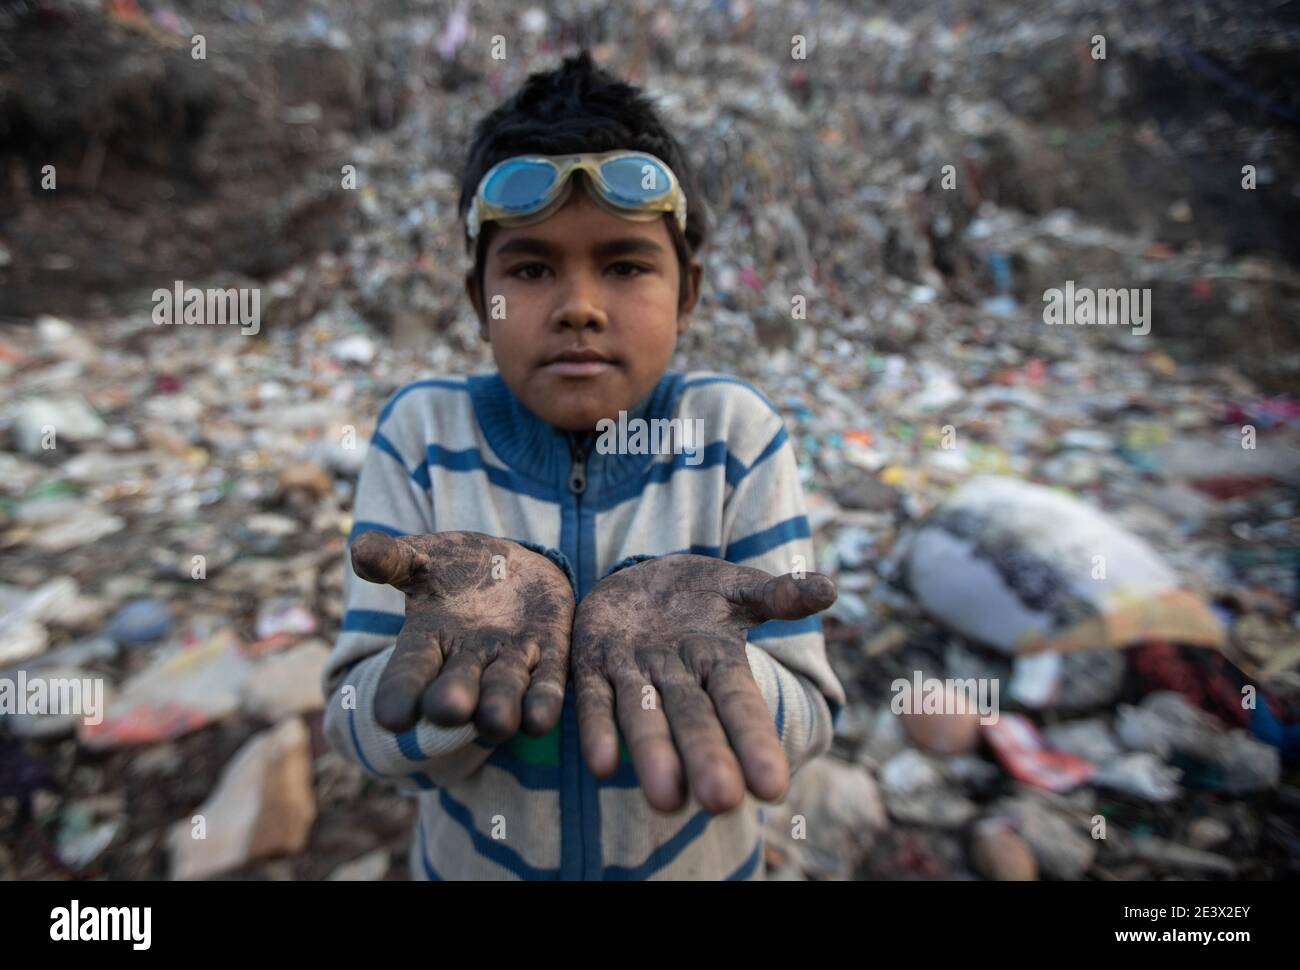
322, 52, 845, 880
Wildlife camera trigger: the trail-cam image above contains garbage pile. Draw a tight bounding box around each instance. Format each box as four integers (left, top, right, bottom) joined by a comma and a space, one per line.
1, 0, 1298, 880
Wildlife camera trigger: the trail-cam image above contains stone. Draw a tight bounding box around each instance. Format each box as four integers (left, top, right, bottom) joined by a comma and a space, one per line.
970, 820, 1038, 881
168, 718, 317, 880
989, 795, 1096, 880
763, 757, 887, 879
328, 848, 390, 881
241, 640, 330, 719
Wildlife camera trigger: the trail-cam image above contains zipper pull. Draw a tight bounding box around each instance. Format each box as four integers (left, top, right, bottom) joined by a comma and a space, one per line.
569, 440, 587, 495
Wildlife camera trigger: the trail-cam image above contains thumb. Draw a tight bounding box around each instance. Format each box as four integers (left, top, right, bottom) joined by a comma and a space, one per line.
731, 572, 837, 626
351, 532, 424, 589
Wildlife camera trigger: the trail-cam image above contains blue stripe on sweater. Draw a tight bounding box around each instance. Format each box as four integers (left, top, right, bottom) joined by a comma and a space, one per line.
348, 520, 405, 543
341, 609, 404, 636
775, 677, 786, 736
415, 443, 558, 502
601, 810, 712, 880
377, 378, 468, 427
396, 728, 426, 761
725, 426, 788, 488
437, 789, 560, 880
682, 375, 781, 418
346, 707, 381, 777
725, 838, 763, 880
725, 514, 810, 562
371, 430, 410, 471
416, 813, 442, 880
749, 615, 821, 640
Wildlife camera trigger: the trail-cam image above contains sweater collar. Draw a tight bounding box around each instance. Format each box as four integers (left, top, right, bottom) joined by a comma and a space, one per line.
468, 370, 685, 494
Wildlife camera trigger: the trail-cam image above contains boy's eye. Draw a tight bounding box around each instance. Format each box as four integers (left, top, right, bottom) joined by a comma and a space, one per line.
607, 261, 648, 277
509, 263, 550, 280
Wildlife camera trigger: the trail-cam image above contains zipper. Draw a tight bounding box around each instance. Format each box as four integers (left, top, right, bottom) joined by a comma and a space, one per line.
564, 430, 590, 877
568, 433, 588, 495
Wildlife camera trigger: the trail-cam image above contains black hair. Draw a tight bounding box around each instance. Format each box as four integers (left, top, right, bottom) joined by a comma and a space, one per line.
458, 51, 708, 310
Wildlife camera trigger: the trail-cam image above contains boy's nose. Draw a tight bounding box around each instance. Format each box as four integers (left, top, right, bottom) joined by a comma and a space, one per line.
548, 277, 608, 332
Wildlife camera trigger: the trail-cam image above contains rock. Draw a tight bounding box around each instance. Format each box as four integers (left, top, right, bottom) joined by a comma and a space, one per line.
168, 718, 317, 880
81, 628, 252, 749
57, 815, 122, 870
0, 621, 49, 666
106, 598, 173, 646
1092, 753, 1183, 802
1116, 691, 1281, 793
37, 315, 98, 362
1042, 718, 1124, 764
991, 795, 1096, 880
897, 683, 981, 756
277, 461, 334, 503
241, 640, 330, 719
832, 526, 876, 571
880, 749, 978, 829
970, 819, 1038, 881
906, 476, 1226, 655
834, 475, 899, 512
825, 589, 871, 625
328, 848, 390, 881
14, 397, 107, 453
330, 334, 376, 364
764, 756, 887, 879
1133, 835, 1236, 876
859, 704, 908, 766
28, 507, 126, 552
1186, 816, 1232, 851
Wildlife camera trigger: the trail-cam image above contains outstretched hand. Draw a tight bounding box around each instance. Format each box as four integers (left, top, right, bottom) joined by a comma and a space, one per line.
570, 555, 836, 814
351, 531, 575, 742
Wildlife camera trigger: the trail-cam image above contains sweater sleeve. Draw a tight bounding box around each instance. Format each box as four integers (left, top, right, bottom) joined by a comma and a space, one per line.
720, 411, 847, 776
321, 388, 494, 792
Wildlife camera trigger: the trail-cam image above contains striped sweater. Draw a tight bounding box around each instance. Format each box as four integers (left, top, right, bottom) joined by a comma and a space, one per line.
322, 369, 846, 880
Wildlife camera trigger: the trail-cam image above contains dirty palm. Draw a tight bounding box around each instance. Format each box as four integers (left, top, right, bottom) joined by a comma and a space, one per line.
352, 530, 838, 813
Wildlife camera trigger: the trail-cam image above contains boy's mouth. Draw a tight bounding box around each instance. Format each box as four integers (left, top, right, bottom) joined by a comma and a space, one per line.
543, 346, 616, 378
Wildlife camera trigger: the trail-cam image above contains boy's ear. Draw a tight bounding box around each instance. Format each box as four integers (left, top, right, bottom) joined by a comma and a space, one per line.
465, 271, 490, 341
676, 258, 704, 335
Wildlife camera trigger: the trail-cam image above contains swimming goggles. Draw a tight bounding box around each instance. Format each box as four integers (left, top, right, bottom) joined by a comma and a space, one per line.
466, 150, 688, 241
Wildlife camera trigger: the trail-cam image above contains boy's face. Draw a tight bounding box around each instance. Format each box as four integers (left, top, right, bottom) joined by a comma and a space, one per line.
467, 183, 702, 433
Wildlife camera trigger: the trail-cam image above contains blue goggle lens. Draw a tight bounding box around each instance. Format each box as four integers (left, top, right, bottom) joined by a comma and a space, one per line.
483, 161, 558, 211
598, 156, 670, 205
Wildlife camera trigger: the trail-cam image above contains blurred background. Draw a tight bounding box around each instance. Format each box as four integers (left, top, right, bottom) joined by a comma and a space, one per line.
1, 0, 1298, 880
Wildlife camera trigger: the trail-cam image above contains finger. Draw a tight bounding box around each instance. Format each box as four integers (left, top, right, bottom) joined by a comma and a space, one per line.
522, 637, 568, 736
614, 674, 685, 813
705, 657, 790, 802
574, 649, 620, 777
352, 532, 424, 590
421, 633, 495, 726
475, 643, 534, 742
656, 666, 745, 814
730, 572, 836, 627
374, 620, 444, 733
